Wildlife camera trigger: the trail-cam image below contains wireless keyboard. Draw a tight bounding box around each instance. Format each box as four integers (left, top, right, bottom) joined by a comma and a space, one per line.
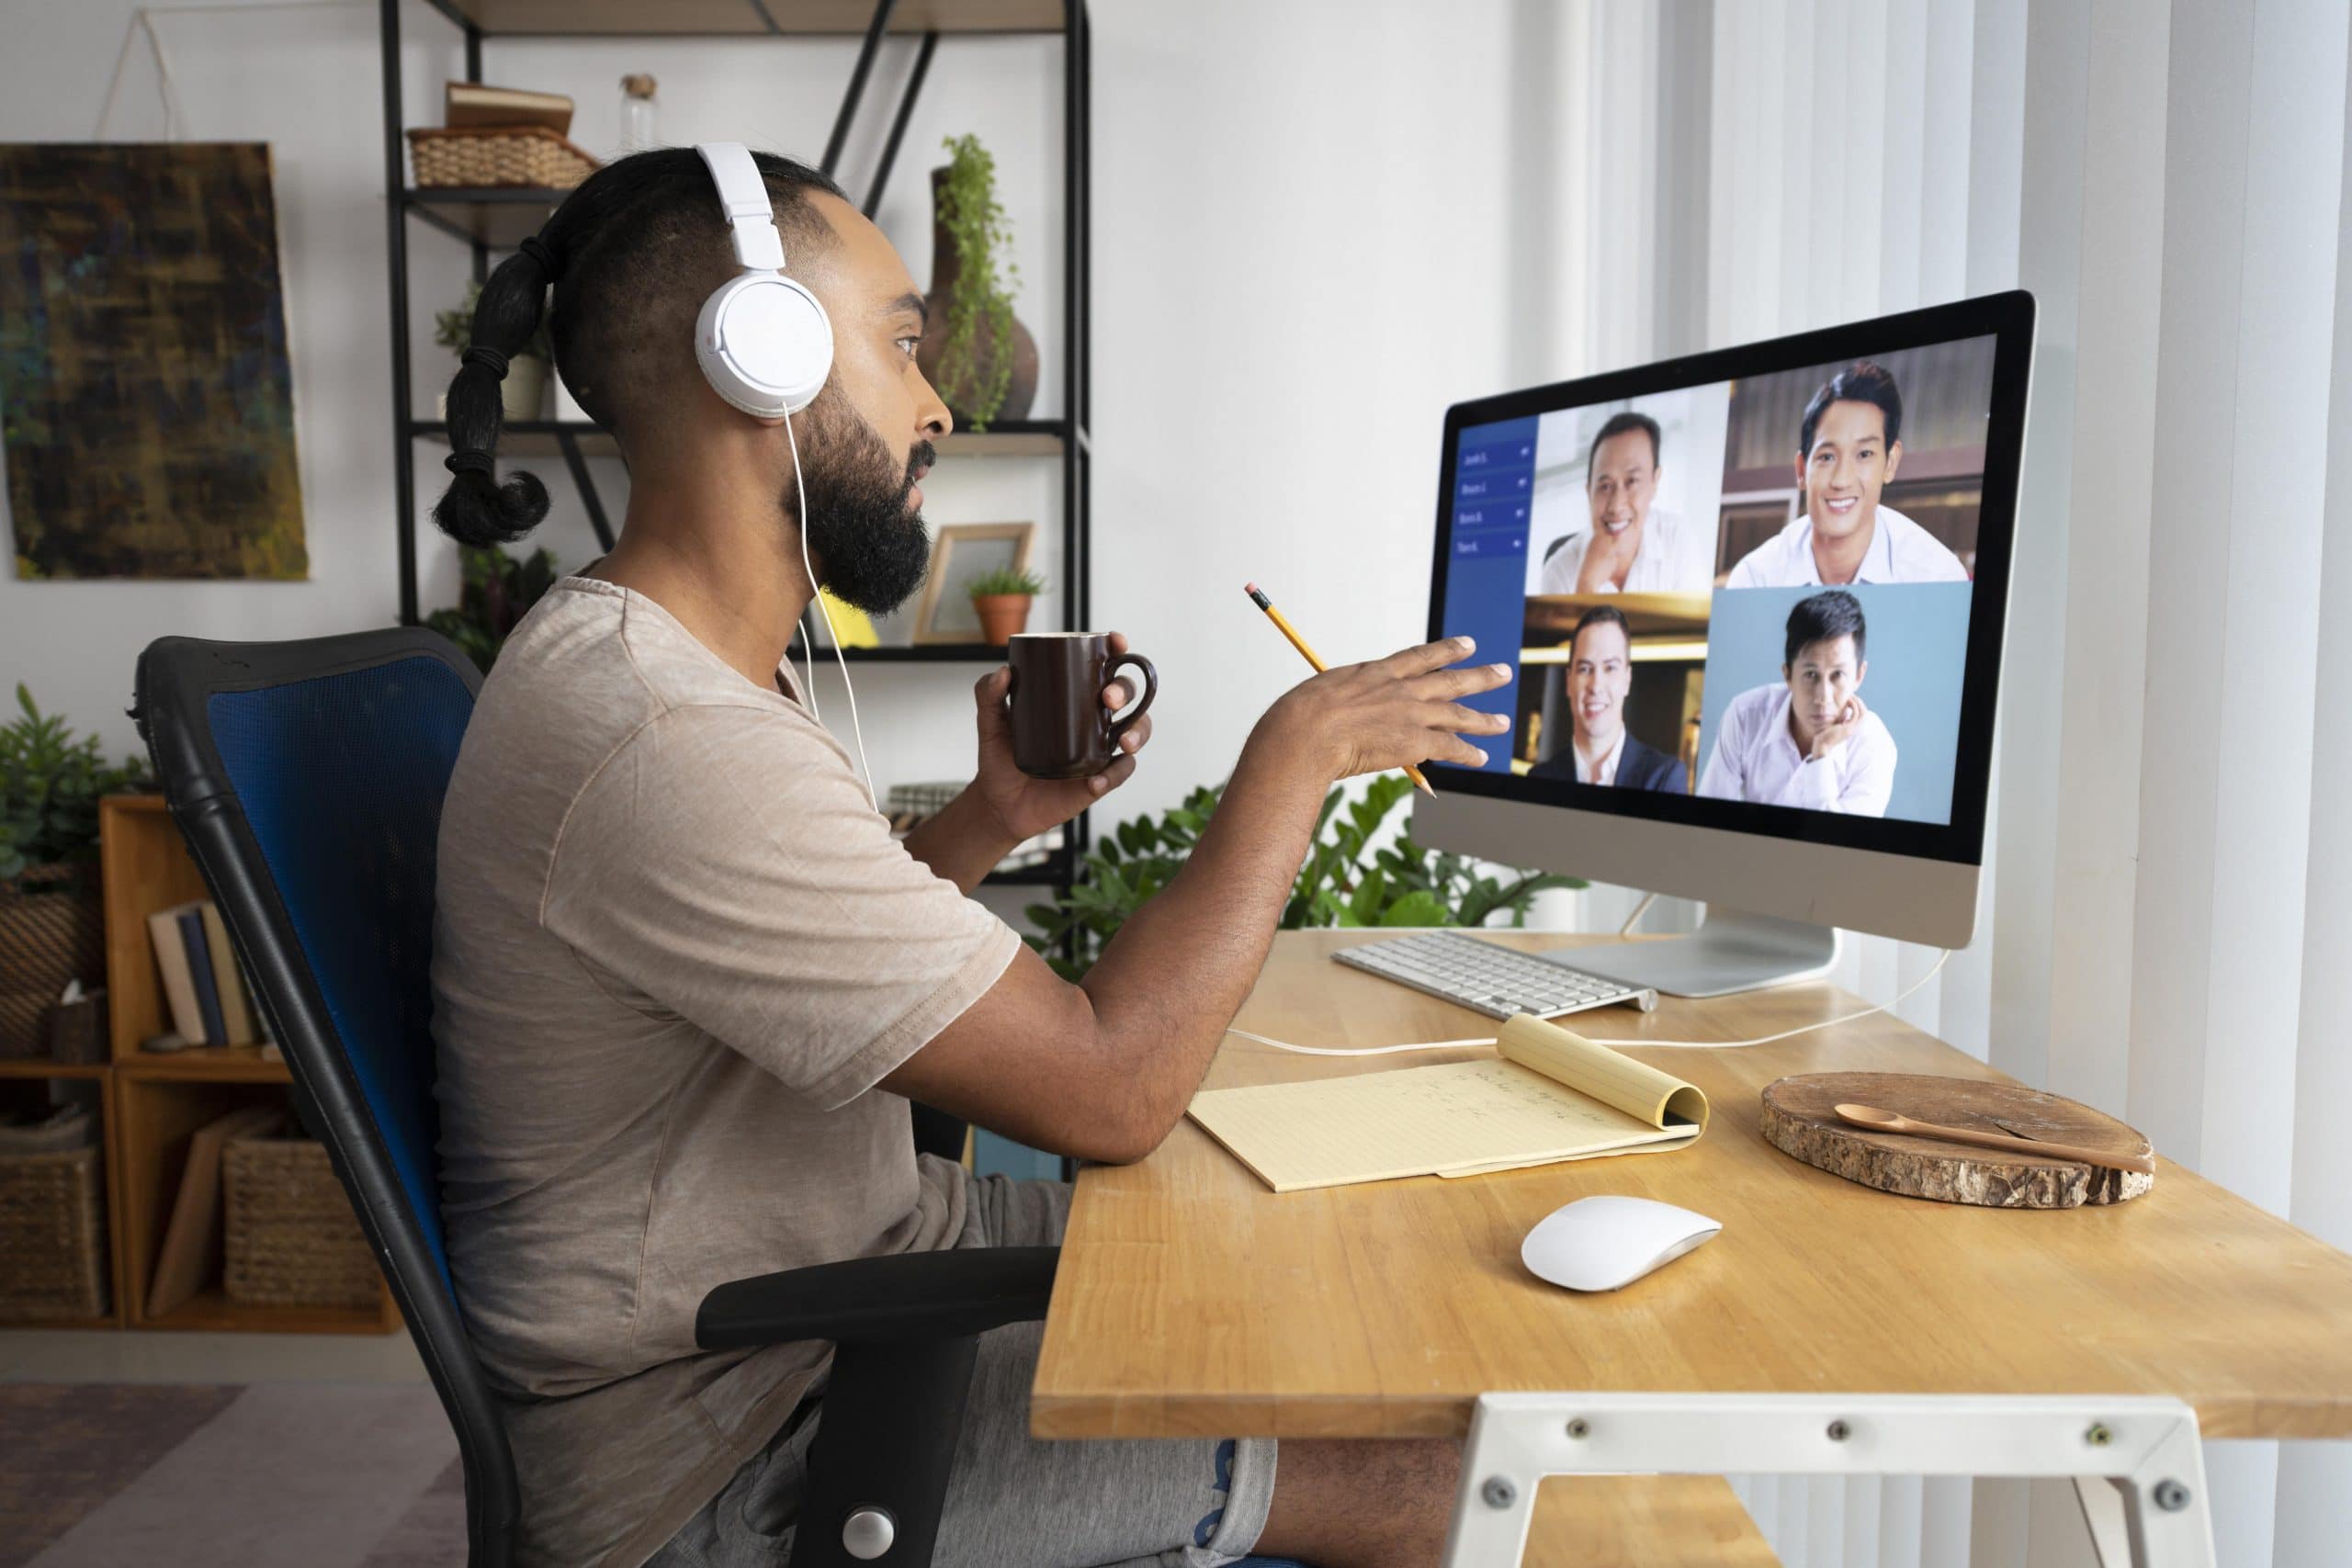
1334, 931, 1658, 1021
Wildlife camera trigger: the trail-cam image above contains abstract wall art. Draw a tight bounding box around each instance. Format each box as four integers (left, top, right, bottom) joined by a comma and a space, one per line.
0, 141, 307, 580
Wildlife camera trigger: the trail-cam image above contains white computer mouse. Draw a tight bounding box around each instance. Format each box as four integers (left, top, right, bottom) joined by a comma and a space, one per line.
1521, 1195, 1722, 1292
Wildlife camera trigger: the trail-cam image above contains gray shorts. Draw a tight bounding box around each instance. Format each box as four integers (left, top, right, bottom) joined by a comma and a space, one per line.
652, 1173, 1277, 1568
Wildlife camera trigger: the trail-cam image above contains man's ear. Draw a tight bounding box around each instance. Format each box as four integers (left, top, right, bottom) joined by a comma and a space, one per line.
1853, 660, 1869, 691
1882, 439, 1903, 483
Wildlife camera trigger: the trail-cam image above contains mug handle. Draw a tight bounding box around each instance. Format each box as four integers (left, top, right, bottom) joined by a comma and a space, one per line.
1107, 652, 1158, 745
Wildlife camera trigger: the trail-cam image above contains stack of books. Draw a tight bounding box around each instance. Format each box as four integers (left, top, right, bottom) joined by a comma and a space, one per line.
145, 900, 264, 1050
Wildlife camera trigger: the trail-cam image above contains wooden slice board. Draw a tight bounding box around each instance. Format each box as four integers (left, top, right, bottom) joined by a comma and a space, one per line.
1759, 1073, 2154, 1209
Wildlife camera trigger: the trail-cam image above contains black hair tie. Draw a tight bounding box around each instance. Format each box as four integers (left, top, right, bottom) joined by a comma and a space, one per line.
444, 449, 496, 477
463, 345, 510, 379
518, 234, 561, 279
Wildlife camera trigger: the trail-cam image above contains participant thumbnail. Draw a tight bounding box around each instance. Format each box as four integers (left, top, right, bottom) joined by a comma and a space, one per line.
1714, 339, 1996, 587
1524, 385, 1729, 597
1515, 594, 1708, 793
1693, 583, 1972, 825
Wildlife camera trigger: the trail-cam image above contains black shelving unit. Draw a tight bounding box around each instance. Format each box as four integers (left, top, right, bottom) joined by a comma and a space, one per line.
378, 0, 1092, 883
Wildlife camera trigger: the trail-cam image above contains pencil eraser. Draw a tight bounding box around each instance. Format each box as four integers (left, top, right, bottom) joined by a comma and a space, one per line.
1244, 581, 1259, 596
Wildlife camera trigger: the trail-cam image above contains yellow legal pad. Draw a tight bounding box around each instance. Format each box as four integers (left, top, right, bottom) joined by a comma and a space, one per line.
1188, 1013, 1711, 1193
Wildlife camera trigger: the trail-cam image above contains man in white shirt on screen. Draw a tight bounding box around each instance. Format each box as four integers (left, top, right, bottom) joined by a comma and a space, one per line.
1724, 360, 1970, 588
1535, 412, 1703, 594
1698, 589, 1896, 815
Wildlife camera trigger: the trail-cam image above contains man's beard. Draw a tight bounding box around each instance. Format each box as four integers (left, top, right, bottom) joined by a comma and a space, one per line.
787, 395, 935, 615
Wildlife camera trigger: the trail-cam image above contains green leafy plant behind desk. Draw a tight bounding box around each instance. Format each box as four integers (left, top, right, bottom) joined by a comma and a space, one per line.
1, 684, 150, 883
1023, 773, 1585, 981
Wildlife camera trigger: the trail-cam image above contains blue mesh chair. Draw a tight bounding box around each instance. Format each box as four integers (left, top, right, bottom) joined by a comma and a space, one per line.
134, 630, 1306, 1568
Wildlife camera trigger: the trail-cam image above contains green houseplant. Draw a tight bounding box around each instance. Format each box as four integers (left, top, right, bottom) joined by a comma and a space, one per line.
434, 280, 554, 422
967, 564, 1046, 646
918, 133, 1037, 430
426, 543, 563, 672
0, 686, 151, 1055
1023, 773, 1586, 981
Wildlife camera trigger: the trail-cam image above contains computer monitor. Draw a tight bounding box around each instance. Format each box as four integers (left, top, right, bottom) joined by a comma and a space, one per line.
1417, 291, 2036, 996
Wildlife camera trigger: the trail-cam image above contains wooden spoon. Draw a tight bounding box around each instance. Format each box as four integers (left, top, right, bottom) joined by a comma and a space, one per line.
1834, 1102, 2154, 1176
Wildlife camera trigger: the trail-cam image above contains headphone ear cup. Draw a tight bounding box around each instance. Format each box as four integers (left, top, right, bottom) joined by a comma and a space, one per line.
695, 272, 834, 417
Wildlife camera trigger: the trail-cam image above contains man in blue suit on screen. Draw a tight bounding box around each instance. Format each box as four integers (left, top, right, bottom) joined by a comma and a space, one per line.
1529, 605, 1689, 791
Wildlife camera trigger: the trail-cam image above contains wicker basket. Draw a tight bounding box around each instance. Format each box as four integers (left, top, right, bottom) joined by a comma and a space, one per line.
0, 1141, 108, 1320
407, 124, 599, 190
0, 867, 106, 1059
222, 1134, 379, 1309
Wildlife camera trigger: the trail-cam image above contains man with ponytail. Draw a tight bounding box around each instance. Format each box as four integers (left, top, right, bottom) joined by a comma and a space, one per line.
430, 147, 1500, 1568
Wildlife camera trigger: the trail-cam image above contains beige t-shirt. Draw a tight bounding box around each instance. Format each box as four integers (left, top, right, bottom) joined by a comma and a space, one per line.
431, 577, 1020, 1568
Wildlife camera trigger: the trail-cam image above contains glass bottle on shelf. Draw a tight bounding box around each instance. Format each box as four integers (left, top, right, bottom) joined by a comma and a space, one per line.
619, 74, 658, 155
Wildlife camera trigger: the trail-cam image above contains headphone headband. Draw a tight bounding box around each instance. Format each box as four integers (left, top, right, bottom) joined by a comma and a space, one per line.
696, 142, 786, 272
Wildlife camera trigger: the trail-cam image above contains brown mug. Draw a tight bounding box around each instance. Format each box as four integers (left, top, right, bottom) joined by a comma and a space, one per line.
1006, 634, 1158, 780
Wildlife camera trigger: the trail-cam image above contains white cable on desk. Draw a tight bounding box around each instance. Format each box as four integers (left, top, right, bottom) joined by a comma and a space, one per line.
1227, 947, 1952, 1056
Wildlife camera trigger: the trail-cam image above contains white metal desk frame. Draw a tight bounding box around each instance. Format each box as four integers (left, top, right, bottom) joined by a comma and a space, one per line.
1442, 1393, 2216, 1568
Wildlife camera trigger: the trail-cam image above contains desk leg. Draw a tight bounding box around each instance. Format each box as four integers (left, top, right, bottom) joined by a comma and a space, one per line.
1440, 1393, 2217, 1568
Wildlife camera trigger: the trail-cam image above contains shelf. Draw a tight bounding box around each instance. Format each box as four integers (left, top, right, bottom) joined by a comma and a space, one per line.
138, 1285, 399, 1337
423, 0, 1069, 38
409, 418, 1070, 459
0, 1057, 110, 1079
117, 1045, 290, 1083
404, 187, 565, 248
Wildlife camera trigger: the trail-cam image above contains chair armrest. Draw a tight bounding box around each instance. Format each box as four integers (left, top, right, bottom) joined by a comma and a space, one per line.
695, 1246, 1059, 1351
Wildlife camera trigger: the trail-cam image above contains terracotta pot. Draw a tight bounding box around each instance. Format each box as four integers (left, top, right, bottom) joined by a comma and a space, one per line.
972, 593, 1034, 647
917, 166, 1039, 427
0, 865, 105, 1059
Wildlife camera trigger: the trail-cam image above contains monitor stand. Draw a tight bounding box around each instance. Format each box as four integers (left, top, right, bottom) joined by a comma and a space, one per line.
1544, 908, 1843, 999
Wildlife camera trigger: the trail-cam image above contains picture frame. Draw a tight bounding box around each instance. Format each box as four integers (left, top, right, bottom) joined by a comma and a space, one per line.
911, 522, 1037, 644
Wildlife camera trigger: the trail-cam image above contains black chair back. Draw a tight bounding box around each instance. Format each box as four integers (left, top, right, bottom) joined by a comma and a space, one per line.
135, 629, 516, 1568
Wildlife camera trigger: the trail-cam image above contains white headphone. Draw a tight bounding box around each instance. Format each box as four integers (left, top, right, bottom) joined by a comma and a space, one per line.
694, 141, 833, 417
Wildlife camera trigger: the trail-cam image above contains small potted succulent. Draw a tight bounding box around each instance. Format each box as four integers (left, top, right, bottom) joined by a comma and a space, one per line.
967, 565, 1046, 645
0, 686, 151, 1055
435, 280, 553, 421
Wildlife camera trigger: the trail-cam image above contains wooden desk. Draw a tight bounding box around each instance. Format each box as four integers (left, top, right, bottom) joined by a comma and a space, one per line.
1031, 931, 2352, 1561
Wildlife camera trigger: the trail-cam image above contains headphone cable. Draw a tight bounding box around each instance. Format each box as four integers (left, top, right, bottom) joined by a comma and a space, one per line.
781, 406, 880, 813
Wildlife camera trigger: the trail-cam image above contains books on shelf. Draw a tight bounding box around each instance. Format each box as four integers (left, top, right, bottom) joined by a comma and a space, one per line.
445, 82, 574, 134
146, 899, 263, 1049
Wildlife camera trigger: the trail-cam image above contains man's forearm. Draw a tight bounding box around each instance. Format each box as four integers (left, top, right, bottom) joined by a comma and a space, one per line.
1076, 734, 1332, 1127
902, 790, 1019, 894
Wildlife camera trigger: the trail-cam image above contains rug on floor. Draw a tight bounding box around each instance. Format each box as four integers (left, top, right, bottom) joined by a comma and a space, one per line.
1, 1382, 462, 1568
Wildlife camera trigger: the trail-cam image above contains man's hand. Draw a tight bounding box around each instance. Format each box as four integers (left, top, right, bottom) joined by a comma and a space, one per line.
1808, 694, 1868, 760
1250, 636, 1512, 783
967, 630, 1153, 845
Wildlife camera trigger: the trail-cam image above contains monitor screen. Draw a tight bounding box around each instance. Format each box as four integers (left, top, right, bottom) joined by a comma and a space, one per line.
1430, 293, 2034, 865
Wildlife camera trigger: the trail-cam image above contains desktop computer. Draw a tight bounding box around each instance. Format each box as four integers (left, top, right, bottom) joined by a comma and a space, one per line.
1390, 291, 2035, 999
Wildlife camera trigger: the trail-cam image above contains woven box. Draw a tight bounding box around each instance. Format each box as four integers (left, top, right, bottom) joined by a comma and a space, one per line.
222, 1134, 379, 1310
0, 870, 105, 1058
0, 1142, 107, 1320
407, 124, 598, 190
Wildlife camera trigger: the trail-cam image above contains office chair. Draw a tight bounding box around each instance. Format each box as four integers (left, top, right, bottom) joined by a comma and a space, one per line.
137, 627, 1231, 1568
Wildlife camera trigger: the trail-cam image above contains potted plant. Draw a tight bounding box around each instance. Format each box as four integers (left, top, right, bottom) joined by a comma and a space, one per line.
426, 543, 564, 672
1023, 774, 1586, 981
434, 280, 553, 421
918, 133, 1037, 430
0, 687, 151, 1055
967, 565, 1046, 645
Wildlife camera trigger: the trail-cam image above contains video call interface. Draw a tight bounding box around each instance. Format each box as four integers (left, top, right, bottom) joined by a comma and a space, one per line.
1440, 334, 1999, 829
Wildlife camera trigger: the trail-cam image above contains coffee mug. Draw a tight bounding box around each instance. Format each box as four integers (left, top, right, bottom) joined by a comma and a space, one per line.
1006, 633, 1158, 780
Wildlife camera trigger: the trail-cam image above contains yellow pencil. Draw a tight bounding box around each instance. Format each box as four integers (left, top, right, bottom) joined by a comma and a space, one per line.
1244, 581, 1435, 797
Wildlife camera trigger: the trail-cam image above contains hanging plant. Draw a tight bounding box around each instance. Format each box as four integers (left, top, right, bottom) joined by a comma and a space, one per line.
932, 133, 1021, 429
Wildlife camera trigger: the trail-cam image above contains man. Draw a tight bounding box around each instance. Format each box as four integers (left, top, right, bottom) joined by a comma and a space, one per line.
426, 149, 1502, 1568
1535, 411, 1702, 593
1723, 360, 1970, 587
1527, 605, 1688, 791
1697, 589, 1896, 815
